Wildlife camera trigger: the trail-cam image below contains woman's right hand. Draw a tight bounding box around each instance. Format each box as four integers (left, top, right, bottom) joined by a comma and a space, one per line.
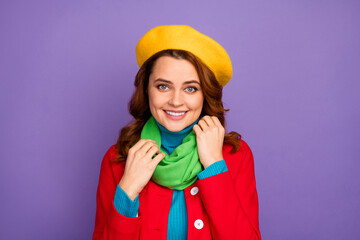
118, 139, 165, 200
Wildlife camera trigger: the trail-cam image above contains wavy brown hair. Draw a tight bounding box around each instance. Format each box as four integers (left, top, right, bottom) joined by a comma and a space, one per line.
114, 49, 241, 162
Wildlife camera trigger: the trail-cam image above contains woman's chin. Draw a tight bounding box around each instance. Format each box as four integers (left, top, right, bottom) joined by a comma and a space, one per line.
163, 123, 185, 132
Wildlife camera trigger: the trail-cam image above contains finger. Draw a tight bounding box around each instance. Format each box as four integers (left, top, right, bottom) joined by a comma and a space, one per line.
145, 142, 160, 153
151, 152, 165, 167
202, 115, 216, 128
138, 141, 159, 156
211, 116, 224, 130
193, 124, 202, 136
212, 117, 225, 137
198, 119, 209, 131
145, 145, 162, 160
211, 116, 221, 126
129, 139, 155, 155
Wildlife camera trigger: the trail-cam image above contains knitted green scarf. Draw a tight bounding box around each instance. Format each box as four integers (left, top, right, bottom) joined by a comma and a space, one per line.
140, 116, 202, 190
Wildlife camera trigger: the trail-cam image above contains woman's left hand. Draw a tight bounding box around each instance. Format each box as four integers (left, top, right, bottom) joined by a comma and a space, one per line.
193, 115, 225, 169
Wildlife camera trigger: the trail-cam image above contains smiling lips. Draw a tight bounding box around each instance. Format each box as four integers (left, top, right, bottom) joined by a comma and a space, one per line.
164, 110, 188, 120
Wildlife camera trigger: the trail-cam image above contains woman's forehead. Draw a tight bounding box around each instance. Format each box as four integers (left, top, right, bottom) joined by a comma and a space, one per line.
150, 56, 200, 82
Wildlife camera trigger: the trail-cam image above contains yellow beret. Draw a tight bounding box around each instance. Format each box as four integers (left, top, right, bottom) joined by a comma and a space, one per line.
135, 25, 232, 87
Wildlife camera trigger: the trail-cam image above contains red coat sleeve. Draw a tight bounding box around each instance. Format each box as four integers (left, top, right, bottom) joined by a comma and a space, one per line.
197, 140, 261, 240
92, 145, 141, 240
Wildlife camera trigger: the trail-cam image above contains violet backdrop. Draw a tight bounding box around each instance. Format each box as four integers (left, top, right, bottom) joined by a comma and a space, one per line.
1, 0, 359, 239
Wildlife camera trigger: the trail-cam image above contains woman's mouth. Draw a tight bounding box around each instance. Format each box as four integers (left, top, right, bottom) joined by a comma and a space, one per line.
164, 110, 188, 120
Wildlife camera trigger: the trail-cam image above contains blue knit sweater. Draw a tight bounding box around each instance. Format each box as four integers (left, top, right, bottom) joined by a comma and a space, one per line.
114, 119, 228, 240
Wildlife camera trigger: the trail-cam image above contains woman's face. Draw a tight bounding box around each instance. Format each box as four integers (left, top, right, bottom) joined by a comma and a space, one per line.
148, 56, 204, 132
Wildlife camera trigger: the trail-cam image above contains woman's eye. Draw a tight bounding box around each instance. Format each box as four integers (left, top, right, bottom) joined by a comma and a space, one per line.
157, 84, 169, 91
185, 87, 197, 93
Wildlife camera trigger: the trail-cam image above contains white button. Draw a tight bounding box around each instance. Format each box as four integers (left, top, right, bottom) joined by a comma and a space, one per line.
194, 219, 204, 229
190, 187, 199, 195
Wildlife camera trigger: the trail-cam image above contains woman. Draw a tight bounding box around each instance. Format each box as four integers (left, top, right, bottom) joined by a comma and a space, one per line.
93, 25, 261, 240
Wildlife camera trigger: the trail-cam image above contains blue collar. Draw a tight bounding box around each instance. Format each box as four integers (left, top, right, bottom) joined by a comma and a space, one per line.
154, 118, 200, 153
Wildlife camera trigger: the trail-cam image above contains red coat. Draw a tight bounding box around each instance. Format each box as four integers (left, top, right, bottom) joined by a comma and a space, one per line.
93, 140, 261, 240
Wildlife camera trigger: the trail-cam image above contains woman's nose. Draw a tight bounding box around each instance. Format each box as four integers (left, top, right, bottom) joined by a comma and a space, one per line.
168, 90, 183, 107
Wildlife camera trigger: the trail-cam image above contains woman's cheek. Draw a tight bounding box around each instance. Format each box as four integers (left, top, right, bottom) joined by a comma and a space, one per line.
188, 94, 204, 111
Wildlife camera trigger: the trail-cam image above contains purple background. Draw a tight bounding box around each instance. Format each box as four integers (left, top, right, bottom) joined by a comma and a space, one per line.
1, 0, 359, 239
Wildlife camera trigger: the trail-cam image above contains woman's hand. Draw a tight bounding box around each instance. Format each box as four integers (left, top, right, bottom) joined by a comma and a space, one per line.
193, 115, 225, 169
119, 139, 165, 200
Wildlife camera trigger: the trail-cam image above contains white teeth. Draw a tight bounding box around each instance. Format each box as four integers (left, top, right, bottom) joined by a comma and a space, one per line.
165, 111, 186, 116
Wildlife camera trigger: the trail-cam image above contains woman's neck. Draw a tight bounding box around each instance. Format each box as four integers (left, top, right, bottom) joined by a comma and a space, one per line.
155, 118, 199, 154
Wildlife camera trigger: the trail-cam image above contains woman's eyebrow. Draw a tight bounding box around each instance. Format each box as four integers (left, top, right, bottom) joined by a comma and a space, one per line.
183, 80, 200, 85
153, 78, 200, 85
153, 78, 173, 84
